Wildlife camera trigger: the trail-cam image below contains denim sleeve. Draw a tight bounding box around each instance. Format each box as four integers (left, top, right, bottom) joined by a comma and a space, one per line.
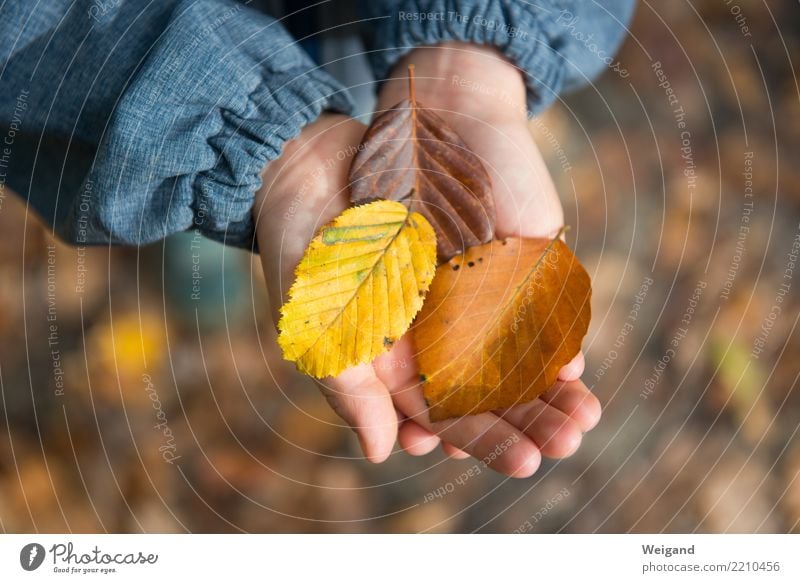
0, 0, 352, 249
360, 0, 636, 114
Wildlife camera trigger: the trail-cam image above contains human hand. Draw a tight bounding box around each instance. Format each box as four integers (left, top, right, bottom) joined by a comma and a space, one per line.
255, 113, 408, 464
254, 41, 600, 476
368, 43, 600, 475
254, 114, 485, 468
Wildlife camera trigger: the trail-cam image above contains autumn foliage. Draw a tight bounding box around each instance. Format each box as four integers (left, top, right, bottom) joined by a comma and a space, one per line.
277, 66, 592, 421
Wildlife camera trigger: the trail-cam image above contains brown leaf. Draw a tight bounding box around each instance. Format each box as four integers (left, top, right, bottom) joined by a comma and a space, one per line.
349, 65, 495, 261
412, 236, 591, 421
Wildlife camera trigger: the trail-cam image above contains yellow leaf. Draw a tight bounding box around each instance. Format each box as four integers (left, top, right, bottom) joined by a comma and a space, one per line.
278, 199, 437, 378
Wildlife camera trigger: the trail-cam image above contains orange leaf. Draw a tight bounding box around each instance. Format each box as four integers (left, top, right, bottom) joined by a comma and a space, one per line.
348, 65, 495, 261
412, 236, 592, 421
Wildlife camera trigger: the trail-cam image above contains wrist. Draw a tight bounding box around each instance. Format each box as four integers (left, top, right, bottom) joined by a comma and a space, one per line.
256, 113, 361, 210
378, 42, 528, 123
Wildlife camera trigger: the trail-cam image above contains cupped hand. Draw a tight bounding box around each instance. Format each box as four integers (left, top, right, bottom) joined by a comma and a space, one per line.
254, 114, 405, 462
254, 43, 600, 477
373, 43, 600, 474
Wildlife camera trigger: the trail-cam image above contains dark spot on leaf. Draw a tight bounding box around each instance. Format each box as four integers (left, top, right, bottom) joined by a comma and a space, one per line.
383, 336, 394, 347
478, 257, 483, 262
419, 374, 427, 384
501, 240, 508, 245
467, 261, 475, 267
452, 264, 460, 271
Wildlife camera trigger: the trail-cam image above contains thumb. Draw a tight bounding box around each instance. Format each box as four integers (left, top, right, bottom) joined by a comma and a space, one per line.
318, 364, 398, 463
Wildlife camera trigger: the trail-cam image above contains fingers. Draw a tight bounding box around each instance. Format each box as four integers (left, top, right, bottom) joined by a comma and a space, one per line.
497, 399, 583, 459
372, 340, 599, 472
558, 352, 585, 381
374, 340, 542, 478
425, 413, 542, 477
319, 364, 398, 463
397, 419, 475, 459
398, 419, 475, 460
540, 379, 602, 432
442, 442, 471, 459
398, 420, 440, 456
498, 379, 601, 459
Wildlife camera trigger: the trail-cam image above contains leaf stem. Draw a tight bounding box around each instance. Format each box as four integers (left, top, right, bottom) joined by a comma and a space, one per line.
408, 64, 416, 102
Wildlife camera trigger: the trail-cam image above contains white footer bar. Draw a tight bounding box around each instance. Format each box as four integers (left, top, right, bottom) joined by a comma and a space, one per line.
1, 534, 796, 581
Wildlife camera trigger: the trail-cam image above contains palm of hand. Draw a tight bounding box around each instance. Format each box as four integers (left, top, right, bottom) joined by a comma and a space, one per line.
256, 112, 599, 478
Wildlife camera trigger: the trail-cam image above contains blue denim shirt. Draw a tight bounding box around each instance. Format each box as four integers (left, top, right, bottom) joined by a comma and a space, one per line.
0, 0, 634, 249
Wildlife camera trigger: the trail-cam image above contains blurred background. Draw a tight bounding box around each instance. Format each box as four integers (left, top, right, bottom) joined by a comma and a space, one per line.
1, 0, 799, 533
